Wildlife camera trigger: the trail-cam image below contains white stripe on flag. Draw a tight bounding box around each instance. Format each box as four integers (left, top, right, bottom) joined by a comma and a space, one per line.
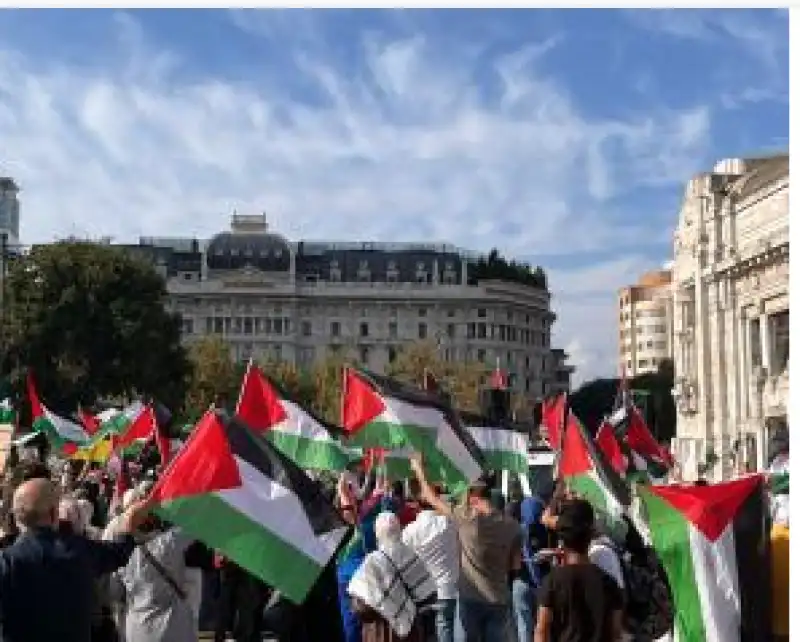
216, 458, 347, 566
279, 400, 339, 443
688, 523, 741, 642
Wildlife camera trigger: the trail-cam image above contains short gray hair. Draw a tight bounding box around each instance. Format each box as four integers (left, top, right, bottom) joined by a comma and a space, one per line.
374, 511, 402, 546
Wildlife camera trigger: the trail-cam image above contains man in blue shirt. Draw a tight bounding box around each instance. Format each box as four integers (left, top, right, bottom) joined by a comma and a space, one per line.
0, 477, 149, 642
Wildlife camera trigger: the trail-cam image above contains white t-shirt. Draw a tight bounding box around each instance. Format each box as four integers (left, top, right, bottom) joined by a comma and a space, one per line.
588, 537, 625, 591
401, 510, 459, 600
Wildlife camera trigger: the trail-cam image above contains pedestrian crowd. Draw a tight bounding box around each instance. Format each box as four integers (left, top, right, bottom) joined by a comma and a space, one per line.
0, 449, 672, 642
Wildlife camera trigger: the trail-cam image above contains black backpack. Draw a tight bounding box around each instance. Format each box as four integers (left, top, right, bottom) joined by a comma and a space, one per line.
617, 545, 675, 640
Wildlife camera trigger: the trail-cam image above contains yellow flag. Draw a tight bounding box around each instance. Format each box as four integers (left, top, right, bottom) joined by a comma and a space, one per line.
70, 436, 113, 463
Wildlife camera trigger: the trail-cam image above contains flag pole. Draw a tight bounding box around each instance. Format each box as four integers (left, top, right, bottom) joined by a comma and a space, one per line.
234, 358, 255, 415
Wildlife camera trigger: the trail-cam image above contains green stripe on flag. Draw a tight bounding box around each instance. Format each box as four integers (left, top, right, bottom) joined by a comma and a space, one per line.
156, 493, 331, 604
639, 487, 706, 642
265, 431, 356, 472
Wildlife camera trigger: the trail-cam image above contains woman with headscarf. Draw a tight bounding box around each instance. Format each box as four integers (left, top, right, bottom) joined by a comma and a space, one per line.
347, 512, 437, 642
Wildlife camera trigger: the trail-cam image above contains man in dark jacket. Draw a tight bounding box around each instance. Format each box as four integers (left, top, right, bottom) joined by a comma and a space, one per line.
0, 477, 149, 642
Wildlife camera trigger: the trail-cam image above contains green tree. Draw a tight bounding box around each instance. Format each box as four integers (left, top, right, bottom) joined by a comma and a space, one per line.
259, 359, 317, 409
310, 351, 347, 424
386, 341, 489, 413
184, 336, 240, 420
567, 364, 677, 442
2, 241, 190, 415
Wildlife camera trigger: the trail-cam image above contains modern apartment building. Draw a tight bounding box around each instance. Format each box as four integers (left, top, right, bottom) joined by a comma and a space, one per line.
617, 270, 673, 378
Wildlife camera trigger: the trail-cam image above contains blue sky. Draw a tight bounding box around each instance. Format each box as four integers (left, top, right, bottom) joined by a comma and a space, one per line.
0, 9, 788, 383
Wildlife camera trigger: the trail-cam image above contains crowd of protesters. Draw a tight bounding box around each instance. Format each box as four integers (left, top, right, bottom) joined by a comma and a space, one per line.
24, 438, 800, 642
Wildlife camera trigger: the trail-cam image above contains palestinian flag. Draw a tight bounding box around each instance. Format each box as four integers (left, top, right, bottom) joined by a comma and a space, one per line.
559, 411, 630, 525
236, 363, 355, 472
77, 407, 102, 436
539, 392, 568, 450
422, 371, 526, 474
150, 410, 349, 604
607, 403, 671, 482
460, 411, 528, 474
595, 421, 627, 476
27, 374, 90, 455
342, 367, 484, 491
112, 404, 156, 454
0, 398, 16, 435
360, 447, 419, 481
639, 475, 771, 642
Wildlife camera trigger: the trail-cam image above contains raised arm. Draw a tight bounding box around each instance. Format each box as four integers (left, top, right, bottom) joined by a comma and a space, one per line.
409, 454, 452, 517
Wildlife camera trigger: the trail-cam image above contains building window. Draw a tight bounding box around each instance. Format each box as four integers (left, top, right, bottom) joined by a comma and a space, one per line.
182, 319, 194, 335
418, 323, 428, 340
301, 321, 312, 337
750, 319, 762, 367
477, 349, 486, 362
359, 346, 370, 364
467, 323, 475, 339
418, 307, 427, 317
415, 261, 428, 284
772, 310, 789, 373
331, 321, 341, 337
388, 321, 398, 339
244, 318, 253, 335
477, 323, 487, 339
359, 322, 369, 337
386, 261, 399, 283
478, 308, 487, 318
447, 309, 455, 318
388, 346, 398, 363
357, 260, 371, 282
447, 323, 456, 338
638, 360, 647, 369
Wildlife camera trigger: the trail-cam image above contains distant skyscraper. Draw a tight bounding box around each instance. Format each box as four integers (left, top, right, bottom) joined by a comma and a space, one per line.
0, 178, 20, 246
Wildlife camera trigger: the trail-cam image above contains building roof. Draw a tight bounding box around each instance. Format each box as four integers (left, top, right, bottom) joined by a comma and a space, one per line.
734, 153, 789, 200
206, 231, 292, 272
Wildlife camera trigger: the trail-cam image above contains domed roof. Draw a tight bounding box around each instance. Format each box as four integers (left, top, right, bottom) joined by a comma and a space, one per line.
206, 232, 291, 272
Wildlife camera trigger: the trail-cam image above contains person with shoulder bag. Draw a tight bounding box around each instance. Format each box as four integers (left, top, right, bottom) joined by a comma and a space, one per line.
114, 509, 197, 642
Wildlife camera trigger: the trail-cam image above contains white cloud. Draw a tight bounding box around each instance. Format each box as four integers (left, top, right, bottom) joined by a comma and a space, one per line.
550, 255, 661, 385
0, 13, 710, 383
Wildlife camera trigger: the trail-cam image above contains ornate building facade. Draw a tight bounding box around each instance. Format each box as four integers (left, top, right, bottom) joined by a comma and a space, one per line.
124, 214, 572, 398
671, 154, 789, 480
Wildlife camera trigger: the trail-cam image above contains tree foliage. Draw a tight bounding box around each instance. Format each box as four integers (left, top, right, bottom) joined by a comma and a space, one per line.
2, 241, 190, 415
183, 337, 240, 420
567, 360, 677, 443
468, 248, 548, 289
386, 341, 490, 413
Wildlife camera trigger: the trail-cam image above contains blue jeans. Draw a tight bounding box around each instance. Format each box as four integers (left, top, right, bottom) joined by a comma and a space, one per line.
434, 598, 457, 642
511, 578, 535, 642
336, 580, 361, 642
455, 598, 511, 642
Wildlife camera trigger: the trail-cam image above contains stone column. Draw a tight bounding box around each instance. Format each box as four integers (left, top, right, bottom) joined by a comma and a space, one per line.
737, 310, 749, 420
760, 310, 772, 376
726, 289, 740, 466
694, 275, 708, 443
711, 281, 726, 468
